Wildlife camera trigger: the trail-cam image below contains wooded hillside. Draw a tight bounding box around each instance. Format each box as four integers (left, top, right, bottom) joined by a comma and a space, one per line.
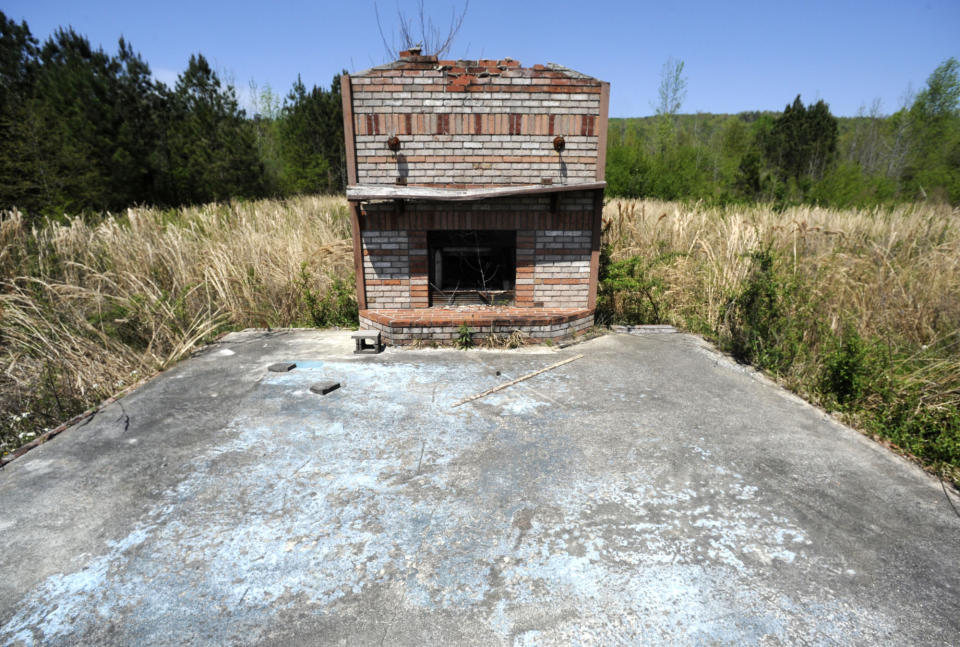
1, 12, 958, 220
606, 67, 960, 208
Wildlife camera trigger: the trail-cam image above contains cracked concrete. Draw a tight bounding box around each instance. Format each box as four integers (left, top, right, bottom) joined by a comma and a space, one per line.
0, 330, 958, 645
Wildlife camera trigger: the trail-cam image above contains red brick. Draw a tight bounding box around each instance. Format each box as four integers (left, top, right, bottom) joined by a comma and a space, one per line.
437, 113, 450, 135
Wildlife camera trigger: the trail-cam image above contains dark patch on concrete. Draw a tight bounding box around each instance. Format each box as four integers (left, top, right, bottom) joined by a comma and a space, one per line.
512, 507, 535, 548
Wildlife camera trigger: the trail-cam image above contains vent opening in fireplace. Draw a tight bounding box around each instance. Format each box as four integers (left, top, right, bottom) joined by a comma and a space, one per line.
428, 231, 516, 306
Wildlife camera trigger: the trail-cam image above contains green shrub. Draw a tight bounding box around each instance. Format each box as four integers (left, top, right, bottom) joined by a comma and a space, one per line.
596, 248, 681, 325
869, 392, 960, 468
298, 264, 358, 328
820, 326, 886, 408
720, 247, 807, 374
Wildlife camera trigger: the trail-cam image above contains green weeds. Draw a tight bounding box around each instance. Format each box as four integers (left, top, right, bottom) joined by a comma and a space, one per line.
721, 247, 809, 374
596, 247, 683, 325
297, 264, 358, 328
455, 324, 473, 350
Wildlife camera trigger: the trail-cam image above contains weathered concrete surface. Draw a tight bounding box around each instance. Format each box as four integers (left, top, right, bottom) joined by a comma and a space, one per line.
1, 330, 958, 646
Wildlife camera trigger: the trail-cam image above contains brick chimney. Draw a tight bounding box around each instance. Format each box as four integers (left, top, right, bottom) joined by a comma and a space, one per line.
340, 54, 610, 346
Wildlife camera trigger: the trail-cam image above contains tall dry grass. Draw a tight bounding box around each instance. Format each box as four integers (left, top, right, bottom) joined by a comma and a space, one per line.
2, 195, 958, 477
601, 198, 960, 477
1, 196, 353, 451
602, 199, 960, 348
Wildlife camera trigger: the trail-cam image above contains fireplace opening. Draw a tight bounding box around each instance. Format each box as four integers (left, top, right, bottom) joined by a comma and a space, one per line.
428, 230, 516, 305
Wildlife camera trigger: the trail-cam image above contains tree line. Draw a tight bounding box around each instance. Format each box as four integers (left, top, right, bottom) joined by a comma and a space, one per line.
2, 13, 958, 220
0, 12, 346, 225
607, 57, 960, 207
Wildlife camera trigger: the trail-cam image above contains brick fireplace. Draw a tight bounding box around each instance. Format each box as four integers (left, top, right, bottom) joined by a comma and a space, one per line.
342, 50, 609, 345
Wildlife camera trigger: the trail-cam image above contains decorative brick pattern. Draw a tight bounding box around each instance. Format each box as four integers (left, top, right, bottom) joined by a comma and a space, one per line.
348, 57, 605, 185
355, 114, 597, 138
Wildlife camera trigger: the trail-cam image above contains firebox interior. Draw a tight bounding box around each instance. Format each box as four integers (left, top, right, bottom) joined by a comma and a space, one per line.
428, 230, 516, 305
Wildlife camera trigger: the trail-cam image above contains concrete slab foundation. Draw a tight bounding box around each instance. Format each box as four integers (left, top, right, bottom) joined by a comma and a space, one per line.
1, 330, 958, 645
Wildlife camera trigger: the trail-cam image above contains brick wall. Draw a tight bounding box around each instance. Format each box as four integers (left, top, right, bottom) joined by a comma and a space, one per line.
359, 310, 595, 346
359, 191, 598, 310
533, 230, 592, 307
361, 231, 410, 308
347, 57, 606, 186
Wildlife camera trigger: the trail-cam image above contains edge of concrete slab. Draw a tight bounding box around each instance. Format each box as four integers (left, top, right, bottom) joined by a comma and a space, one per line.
1, 328, 356, 468
677, 331, 960, 501
4, 326, 959, 509
0, 370, 160, 469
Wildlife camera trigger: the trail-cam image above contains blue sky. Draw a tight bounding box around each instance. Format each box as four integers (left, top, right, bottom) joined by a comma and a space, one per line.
5, 0, 958, 117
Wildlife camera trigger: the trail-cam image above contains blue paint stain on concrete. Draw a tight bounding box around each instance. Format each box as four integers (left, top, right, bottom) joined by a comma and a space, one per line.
0, 348, 902, 645
289, 359, 325, 370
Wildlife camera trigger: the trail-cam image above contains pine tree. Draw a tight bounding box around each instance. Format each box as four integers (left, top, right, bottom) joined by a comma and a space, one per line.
23, 28, 121, 215
165, 54, 263, 204
109, 38, 166, 207
0, 13, 43, 218
764, 95, 838, 184
277, 74, 345, 195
